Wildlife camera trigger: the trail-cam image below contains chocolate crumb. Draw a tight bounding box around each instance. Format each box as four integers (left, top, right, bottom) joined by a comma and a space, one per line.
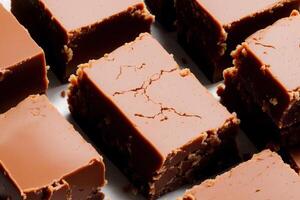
61, 90, 66, 98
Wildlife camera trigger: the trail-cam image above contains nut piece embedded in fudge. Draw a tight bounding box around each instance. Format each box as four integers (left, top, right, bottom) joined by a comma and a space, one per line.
0, 4, 48, 113
176, 0, 300, 82
0, 95, 106, 199
144, 0, 176, 28
11, 0, 154, 81
180, 150, 300, 200
67, 33, 239, 199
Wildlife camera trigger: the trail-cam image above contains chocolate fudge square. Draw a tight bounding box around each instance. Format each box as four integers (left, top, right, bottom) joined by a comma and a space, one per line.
180, 150, 300, 200
0, 95, 106, 199
11, 0, 154, 81
176, 0, 300, 82
68, 33, 239, 199
219, 12, 300, 147
0, 4, 47, 113
144, 0, 176, 29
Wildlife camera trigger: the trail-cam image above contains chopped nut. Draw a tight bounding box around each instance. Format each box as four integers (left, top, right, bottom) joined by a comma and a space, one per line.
180, 68, 191, 77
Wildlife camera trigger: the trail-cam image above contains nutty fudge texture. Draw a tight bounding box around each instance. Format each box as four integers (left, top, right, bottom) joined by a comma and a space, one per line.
0, 95, 106, 199
176, 0, 300, 81
68, 33, 239, 199
0, 4, 48, 113
11, 0, 154, 81
180, 150, 300, 200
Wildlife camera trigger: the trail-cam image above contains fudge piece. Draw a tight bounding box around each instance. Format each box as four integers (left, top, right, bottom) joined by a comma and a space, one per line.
11, 0, 154, 81
0, 95, 106, 199
218, 66, 300, 148
68, 33, 239, 199
219, 12, 300, 147
180, 150, 300, 200
176, 0, 300, 81
0, 4, 47, 113
144, 0, 176, 29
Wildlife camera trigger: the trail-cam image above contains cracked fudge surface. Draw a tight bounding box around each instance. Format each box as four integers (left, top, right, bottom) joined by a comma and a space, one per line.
11, 0, 154, 81
0, 4, 47, 113
176, 0, 299, 81
68, 33, 239, 199
181, 150, 300, 200
0, 95, 105, 199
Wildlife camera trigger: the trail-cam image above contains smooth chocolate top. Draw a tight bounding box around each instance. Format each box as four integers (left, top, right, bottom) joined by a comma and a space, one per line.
40, 0, 145, 32
197, 0, 291, 26
82, 33, 235, 159
183, 150, 300, 200
0, 4, 42, 69
0, 95, 104, 192
246, 13, 300, 92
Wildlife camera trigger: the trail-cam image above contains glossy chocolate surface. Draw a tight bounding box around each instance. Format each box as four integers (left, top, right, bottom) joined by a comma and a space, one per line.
82, 33, 235, 159
0, 95, 105, 199
40, 0, 144, 31
198, 0, 291, 25
0, 4, 41, 69
182, 150, 300, 200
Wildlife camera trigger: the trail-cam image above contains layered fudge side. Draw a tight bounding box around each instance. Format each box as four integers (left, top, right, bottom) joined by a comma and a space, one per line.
0, 4, 48, 113
0, 95, 106, 199
218, 12, 300, 147
144, 0, 176, 29
180, 150, 300, 200
176, 0, 300, 81
11, 0, 154, 81
68, 33, 239, 199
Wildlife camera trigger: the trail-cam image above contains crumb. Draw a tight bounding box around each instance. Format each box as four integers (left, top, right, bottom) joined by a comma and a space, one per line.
269, 98, 278, 106
61, 91, 66, 98
179, 68, 191, 77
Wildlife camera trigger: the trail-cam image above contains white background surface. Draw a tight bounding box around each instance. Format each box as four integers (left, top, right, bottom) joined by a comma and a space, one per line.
0, 0, 256, 199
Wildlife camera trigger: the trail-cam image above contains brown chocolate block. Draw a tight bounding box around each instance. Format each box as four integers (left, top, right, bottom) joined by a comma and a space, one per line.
219, 13, 300, 147
67, 33, 239, 199
176, 0, 300, 82
0, 95, 106, 199
0, 4, 48, 113
11, 0, 154, 81
230, 12, 300, 129
144, 0, 176, 29
180, 150, 300, 200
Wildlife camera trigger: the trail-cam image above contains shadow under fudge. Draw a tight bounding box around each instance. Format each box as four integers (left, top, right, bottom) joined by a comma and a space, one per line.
11, 0, 154, 82
67, 33, 239, 199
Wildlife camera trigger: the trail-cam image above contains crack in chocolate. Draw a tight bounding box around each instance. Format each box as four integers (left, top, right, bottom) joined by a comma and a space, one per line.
113, 68, 177, 96
254, 42, 276, 49
116, 63, 146, 80
113, 67, 202, 121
